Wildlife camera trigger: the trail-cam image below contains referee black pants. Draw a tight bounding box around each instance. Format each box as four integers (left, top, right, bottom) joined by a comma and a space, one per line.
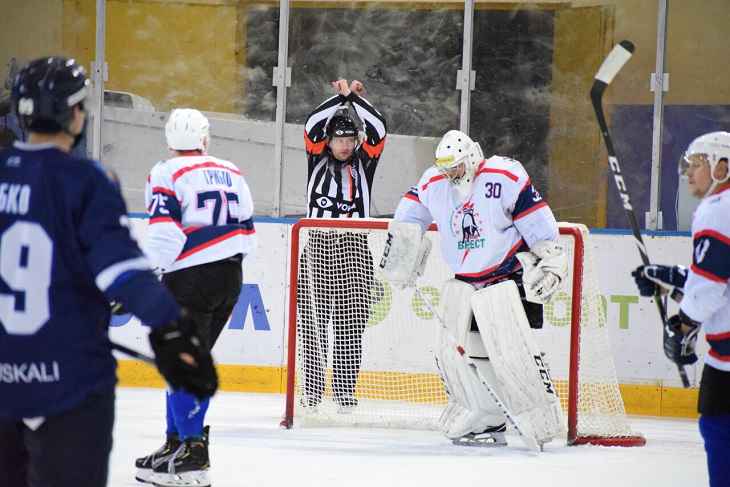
297, 231, 374, 405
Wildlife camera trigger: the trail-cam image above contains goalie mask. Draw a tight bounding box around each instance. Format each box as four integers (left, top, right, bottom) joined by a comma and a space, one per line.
679, 131, 730, 198
434, 130, 484, 199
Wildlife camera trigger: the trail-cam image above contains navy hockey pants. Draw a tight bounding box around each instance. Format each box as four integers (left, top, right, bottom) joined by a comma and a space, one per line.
0, 389, 114, 487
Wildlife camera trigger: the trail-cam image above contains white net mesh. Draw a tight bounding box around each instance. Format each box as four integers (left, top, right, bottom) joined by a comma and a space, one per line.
287, 219, 642, 444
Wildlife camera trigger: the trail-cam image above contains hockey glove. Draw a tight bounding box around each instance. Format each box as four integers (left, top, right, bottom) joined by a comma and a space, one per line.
149, 315, 218, 399
516, 240, 567, 304
632, 265, 687, 302
663, 310, 700, 366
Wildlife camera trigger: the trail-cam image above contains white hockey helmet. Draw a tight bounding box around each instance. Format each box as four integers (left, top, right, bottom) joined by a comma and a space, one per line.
680, 131, 730, 196
165, 108, 210, 152
434, 129, 484, 197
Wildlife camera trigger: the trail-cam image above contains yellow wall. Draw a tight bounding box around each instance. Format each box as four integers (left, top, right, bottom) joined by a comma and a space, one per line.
9, 1, 728, 112
609, 0, 730, 105
61, 0, 242, 113
547, 5, 613, 227
117, 360, 701, 418
664, 0, 730, 104
0, 1, 64, 85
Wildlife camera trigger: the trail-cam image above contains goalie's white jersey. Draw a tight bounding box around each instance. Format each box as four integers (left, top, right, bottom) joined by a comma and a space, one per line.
680, 183, 730, 372
394, 155, 558, 285
144, 154, 256, 273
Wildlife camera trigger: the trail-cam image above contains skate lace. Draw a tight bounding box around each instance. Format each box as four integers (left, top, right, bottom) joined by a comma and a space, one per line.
166, 443, 188, 474
145, 439, 179, 468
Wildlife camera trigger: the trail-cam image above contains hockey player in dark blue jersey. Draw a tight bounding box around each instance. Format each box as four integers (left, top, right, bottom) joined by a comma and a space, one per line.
633, 131, 730, 487
0, 57, 218, 487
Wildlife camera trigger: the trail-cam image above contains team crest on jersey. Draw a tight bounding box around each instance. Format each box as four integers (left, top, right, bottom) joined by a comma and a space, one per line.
451, 200, 486, 251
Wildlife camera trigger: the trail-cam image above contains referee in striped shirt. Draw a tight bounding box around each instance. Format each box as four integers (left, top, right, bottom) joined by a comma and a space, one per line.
297, 79, 387, 410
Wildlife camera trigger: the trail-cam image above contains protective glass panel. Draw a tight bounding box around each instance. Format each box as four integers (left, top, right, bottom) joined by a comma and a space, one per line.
663, 1, 729, 230
470, 2, 657, 229
102, 0, 278, 213
1, 1, 78, 151
281, 1, 464, 216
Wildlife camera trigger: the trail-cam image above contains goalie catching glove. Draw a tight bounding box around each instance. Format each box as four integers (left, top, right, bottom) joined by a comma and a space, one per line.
377, 220, 432, 289
515, 240, 568, 304
148, 311, 219, 399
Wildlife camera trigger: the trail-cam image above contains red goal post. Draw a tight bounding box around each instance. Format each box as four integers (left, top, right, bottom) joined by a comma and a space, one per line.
282, 218, 645, 447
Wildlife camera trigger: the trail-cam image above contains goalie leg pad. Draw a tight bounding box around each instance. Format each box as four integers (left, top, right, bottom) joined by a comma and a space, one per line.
471, 280, 565, 447
437, 280, 505, 439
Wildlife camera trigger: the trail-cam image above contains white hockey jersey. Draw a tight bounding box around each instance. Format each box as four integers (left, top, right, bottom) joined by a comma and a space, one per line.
144, 154, 256, 273
394, 155, 558, 285
680, 183, 730, 372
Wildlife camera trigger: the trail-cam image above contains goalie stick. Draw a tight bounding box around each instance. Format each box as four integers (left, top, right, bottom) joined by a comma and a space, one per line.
413, 287, 543, 453
590, 40, 690, 388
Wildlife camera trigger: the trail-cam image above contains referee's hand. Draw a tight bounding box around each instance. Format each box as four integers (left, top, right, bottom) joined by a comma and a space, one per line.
331, 79, 350, 96
350, 80, 366, 97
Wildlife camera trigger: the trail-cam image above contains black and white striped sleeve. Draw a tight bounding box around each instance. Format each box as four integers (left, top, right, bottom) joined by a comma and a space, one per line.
304, 94, 348, 155
349, 93, 387, 157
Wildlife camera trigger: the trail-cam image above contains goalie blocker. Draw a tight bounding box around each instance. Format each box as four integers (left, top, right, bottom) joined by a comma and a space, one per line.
377, 220, 432, 288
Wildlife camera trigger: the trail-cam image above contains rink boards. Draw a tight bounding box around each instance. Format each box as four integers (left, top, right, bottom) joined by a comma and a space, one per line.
110, 217, 701, 418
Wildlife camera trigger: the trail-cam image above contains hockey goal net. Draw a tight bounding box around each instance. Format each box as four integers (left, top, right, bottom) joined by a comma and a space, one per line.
282, 218, 644, 447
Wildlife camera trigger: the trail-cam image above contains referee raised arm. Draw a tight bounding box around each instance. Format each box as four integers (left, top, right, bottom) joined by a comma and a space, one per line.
297, 79, 387, 411
303, 79, 387, 218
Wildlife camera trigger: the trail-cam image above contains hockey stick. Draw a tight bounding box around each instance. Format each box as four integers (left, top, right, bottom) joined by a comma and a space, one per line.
413, 287, 543, 452
590, 40, 690, 388
111, 341, 155, 365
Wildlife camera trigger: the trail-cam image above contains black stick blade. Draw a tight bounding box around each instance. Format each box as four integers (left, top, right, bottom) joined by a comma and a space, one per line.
619, 40, 635, 53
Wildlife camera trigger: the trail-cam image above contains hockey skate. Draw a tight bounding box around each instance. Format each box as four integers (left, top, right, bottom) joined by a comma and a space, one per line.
335, 394, 358, 414
135, 433, 182, 483
451, 423, 507, 448
148, 427, 210, 487
300, 394, 322, 411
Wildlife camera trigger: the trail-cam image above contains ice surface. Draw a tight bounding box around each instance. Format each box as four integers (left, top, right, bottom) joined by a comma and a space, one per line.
110, 388, 708, 487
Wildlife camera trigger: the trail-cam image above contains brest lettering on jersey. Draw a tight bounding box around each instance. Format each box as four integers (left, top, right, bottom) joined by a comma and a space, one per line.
451, 201, 485, 251
0, 361, 61, 384
203, 169, 232, 187
0, 183, 31, 215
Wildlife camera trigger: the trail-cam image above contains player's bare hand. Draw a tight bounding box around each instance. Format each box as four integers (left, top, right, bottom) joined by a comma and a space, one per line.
331, 79, 351, 96
350, 80, 365, 97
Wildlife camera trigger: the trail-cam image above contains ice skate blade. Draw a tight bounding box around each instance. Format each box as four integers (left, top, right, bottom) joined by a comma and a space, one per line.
451, 433, 507, 448
150, 470, 211, 487
135, 468, 155, 483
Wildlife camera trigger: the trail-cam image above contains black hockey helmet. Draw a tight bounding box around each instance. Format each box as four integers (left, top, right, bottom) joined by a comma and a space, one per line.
326, 114, 358, 139
12, 57, 89, 134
